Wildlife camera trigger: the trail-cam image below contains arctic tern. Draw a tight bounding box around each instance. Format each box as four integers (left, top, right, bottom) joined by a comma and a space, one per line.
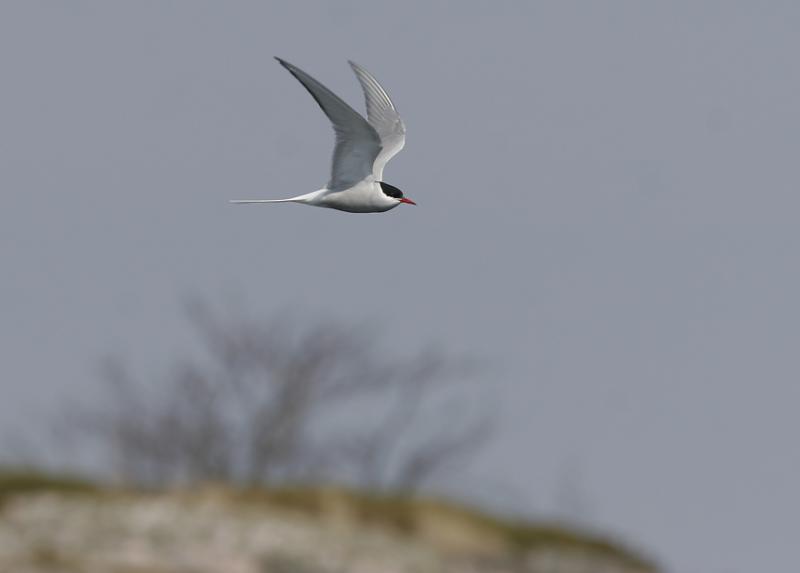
231, 58, 414, 213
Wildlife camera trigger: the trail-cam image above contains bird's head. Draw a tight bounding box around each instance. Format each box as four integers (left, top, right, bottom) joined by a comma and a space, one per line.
379, 181, 416, 206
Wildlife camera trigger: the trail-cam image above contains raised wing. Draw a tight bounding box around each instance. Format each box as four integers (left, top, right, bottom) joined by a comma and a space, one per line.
348, 61, 406, 181
276, 58, 382, 191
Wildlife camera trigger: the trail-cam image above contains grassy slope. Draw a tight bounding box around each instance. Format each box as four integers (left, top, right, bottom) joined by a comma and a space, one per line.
0, 467, 96, 500
238, 485, 657, 571
0, 468, 658, 572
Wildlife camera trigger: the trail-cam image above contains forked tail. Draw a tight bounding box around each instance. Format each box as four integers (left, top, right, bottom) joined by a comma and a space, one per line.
229, 190, 324, 205
229, 199, 298, 204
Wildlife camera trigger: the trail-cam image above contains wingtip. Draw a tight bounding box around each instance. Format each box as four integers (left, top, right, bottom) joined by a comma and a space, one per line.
278, 57, 360, 75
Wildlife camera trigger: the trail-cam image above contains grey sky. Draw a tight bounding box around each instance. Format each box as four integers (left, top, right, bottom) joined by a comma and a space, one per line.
2, 2, 798, 572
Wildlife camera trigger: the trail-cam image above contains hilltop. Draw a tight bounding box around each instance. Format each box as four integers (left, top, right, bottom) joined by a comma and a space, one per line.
0, 469, 658, 573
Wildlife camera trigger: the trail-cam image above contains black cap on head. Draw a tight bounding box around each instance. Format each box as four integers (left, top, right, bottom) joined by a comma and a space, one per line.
379, 181, 404, 199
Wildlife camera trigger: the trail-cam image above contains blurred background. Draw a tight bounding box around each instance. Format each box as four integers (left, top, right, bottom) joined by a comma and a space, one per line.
2, 2, 799, 572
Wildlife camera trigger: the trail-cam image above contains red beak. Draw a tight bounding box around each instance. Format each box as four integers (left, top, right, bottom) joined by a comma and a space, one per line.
399, 197, 417, 205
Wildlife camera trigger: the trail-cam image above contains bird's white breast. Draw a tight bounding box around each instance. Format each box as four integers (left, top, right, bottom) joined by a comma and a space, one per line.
317, 179, 398, 213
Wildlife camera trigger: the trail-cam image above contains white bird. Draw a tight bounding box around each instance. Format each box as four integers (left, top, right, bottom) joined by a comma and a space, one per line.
231, 58, 414, 213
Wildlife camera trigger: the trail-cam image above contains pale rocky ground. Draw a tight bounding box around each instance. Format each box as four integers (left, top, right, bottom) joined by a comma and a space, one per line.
0, 491, 657, 573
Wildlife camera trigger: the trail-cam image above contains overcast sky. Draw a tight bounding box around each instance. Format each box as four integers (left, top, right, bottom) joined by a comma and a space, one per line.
2, 2, 799, 572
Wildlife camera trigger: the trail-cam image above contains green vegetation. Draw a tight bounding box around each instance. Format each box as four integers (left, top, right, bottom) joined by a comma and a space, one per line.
0, 466, 96, 502
0, 469, 657, 572
229, 485, 657, 571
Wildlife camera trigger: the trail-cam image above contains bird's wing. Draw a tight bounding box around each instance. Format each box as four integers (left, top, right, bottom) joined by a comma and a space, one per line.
348, 61, 406, 181
276, 58, 382, 191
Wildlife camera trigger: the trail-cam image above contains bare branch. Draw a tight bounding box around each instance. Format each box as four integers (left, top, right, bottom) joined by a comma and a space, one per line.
60, 298, 493, 493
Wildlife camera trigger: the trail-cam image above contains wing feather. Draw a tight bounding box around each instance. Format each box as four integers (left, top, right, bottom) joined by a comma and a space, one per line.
348, 61, 406, 180
275, 58, 381, 191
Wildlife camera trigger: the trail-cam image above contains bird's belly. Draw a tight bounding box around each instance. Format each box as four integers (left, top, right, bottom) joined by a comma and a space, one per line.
319, 186, 397, 213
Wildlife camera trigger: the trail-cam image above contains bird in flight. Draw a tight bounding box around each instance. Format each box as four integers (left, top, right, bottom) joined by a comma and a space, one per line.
232, 58, 414, 213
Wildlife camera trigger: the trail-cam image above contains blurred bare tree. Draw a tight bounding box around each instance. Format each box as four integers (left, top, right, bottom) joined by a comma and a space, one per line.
63, 298, 492, 492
